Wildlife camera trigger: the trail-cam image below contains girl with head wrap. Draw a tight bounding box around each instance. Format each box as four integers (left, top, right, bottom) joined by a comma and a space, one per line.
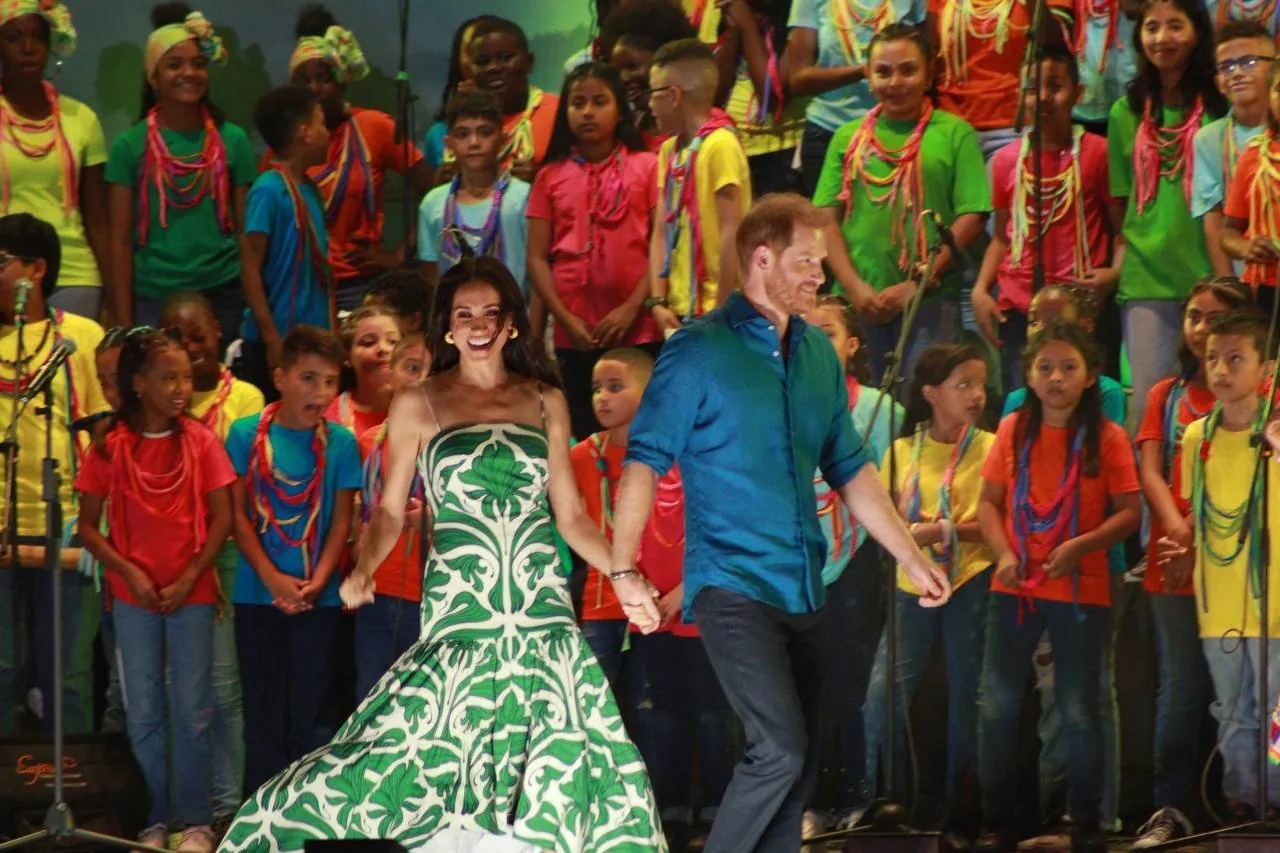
104, 2, 258, 356
0, 0, 109, 320
286, 4, 433, 310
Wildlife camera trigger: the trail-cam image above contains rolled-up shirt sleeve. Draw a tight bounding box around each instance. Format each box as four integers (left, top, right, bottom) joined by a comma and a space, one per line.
625, 331, 705, 477
818, 364, 868, 490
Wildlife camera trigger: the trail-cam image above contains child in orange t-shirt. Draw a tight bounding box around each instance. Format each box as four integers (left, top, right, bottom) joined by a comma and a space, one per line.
570, 347, 734, 844
326, 305, 401, 438
76, 329, 237, 848
286, 6, 432, 309
1222, 65, 1280, 320
459, 17, 560, 182
353, 332, 429, 701
974, 322, 1141, 849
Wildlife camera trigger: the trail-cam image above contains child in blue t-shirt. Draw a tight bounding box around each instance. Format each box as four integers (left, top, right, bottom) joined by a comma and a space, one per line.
225, 326, 362, 794
239, 86, 334, 399
418, 89, 530, 296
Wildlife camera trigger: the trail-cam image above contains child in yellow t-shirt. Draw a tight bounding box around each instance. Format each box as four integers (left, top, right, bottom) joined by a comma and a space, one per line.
1172, 309, 1280, 821
864, 343, 995, 826
646, 39, 752, 336
161, 291, 265, 824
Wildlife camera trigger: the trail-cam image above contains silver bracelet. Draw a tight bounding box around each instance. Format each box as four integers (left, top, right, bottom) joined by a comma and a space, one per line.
609, 569, 638, 582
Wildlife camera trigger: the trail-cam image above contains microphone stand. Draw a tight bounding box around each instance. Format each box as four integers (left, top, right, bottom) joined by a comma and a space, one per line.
810, 211, 946, 847
1014, 0, 1051, 296
2, 310, 26, 576
394, 0, 418, 267
0, 353, 155, 853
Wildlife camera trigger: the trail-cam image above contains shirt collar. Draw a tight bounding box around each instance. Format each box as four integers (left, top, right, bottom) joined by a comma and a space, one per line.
724, 291, 808, 343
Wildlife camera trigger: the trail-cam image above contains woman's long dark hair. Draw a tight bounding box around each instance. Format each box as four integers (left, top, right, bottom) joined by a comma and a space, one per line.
428, 254, 562, 389
1015, 321, 1104, 477
1126, 0, 1227, 123
138, 1, 225, 123
433, 15, 502, 124
113, 327, 186, 434
1176, 274, 1253, 377
901, 343, 986, 437
544, 62, 648, 164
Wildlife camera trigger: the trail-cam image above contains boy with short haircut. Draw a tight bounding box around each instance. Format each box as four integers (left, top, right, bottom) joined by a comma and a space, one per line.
418, 89, 531, 295
226, 325, 362, 793
239, 86, 334, 397
1178, 310, 1280, 825
645, 38, 752, 337
0, 213, 110, 736
460, 17, 560, 180
1193, 21, 1274, 277
352, 332, 429, 701
973, 47, 1118, 396
569, 347, 734, 850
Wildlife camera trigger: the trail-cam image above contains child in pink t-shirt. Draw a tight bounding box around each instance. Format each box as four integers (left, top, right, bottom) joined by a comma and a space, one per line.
527, 62, 661, 439
971, 48, 1117, 396
76, 328, 236, 852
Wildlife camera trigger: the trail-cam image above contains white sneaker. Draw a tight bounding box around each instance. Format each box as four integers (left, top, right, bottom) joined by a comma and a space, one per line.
134, 824, 167, 853
1130, 807, 1192, 849
176, 825, 215, 853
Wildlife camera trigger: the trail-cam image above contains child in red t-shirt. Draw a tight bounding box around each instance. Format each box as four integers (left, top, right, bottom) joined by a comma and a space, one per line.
569, 347, 734, 845
325, 305, 401, 438
528, 62, 661, 440
974, 322, 1141, 849
76, 328, 237, 852
353, 332, 430, 701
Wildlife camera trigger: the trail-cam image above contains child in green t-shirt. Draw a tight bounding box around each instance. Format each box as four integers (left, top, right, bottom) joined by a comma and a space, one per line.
1106, 0, 1227, 430
814, 22, 991, 384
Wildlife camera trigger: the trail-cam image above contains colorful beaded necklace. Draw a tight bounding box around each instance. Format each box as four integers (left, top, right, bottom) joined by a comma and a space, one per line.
138, 106, 232, 245
1133, 97, 1204, 214
830, 0, 894, 65
1011, 126, 1091, 277
246, 402, 328, 577
0, 82, 78, 218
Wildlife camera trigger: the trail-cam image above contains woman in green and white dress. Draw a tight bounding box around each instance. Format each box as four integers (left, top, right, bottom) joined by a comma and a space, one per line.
218, 256, 665, 853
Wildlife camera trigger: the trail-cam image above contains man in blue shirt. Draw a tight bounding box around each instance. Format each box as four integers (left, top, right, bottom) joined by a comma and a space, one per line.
609, 194, 951, 852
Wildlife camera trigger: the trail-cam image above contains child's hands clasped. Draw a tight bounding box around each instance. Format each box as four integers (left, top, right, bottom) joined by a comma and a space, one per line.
123, 564, 162, 611
266, 570, 312, 616
158, 568, 199, 614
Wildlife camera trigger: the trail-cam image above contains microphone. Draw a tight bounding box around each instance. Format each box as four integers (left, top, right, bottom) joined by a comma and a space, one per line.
18, 338, 76, 404
13, 278, 33, 318
70, 411, 112, 433
923, 209, 974, 271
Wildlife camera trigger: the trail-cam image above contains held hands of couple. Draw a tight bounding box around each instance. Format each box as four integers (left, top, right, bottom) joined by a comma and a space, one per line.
610, 570, 662, 634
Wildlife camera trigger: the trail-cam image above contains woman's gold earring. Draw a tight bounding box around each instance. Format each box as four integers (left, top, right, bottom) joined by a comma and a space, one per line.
509, 328, 519, 340
445, 332, 455, 345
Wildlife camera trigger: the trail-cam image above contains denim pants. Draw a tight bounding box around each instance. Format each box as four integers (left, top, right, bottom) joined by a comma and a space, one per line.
1122, 300, 1183, 432
47, 284, 103, 321
998, 309, 1030, 399
818, 544, 883, 814
353, 593, 421, 702
629, 631, 737, 826
1034, 623, 1119, 828
1149, 593, 1211, 814
800, 122, 837, 199
863, 298, 961, 387
211, 558, 244, 818
235, 604, 342, 793
114, 600, 215, 827
978, 594, 1108, 832
1203, 637, 1280, 810
581, 617, 630, 689
864, 569, 991, 824
694, 586, 826, 853
0, 566, 90, 735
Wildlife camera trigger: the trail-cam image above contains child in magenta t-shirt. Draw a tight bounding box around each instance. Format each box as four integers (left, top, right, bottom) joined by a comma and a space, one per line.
528, 62, 661, 439
76, 328, 236, 852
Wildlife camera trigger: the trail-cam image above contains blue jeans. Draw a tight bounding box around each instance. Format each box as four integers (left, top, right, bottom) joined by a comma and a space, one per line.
581, 617, 630, 689
864, 297, 960, 387
979, 594, 1108, 832
235, 604, 341, 794
800, 122, 836, 199
47, 284, 102, 320
818, 544, 883, 814
0, 566, 90, 735
1122, 300, 1183, 433
1203, 637, 1280, 810
998, 308, 1030, 399
865, 569, 991, 824
693, 586, 826, 853
1150, 593, 1211, 813
211, 559, 244, 818
353, 593, 421, 702
630, 631, 737, 825
113, 600, 215, 827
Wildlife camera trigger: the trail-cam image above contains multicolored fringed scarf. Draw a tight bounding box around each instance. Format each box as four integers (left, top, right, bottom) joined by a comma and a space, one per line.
899, 424, 977, 576
138, 106, 232, 245
830, 0, 893, 66
246, 402, 328, 577
270, 163, 336, 331
1010, 126, 1091, 277
313, 114, 375, 226
441, 173, 509, 266
0, 81, 78, 218
941, 0, 1020, 86
104, 421, 208, 562
1133, 97, 1204, 214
